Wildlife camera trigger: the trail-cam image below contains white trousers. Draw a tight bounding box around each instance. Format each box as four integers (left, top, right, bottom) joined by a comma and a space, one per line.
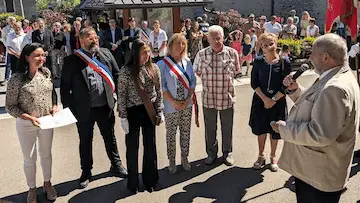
16, 118, 54, 188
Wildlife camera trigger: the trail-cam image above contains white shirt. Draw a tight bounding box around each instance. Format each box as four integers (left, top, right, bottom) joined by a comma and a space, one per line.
6, 31, 27, 53
1, 25, 14, 44
149, 29, 168, 57
264, 22, 283, 36
111, 29, 116, 44
319, 67, 337, 80
250, 34, 257, 49
306, 25, 319, 37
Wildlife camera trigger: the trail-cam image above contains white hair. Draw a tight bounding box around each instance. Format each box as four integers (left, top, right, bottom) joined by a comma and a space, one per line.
208, 25, 224, 37
53, 22, 61, 27
7, 16, 16, 22
313, 33, 348, 64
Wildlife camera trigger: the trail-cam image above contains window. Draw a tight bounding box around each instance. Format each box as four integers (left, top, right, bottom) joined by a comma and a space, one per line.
5, 0, 15, 12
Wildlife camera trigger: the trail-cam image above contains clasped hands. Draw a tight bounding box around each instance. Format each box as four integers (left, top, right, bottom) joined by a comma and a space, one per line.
172, 97, 191, 111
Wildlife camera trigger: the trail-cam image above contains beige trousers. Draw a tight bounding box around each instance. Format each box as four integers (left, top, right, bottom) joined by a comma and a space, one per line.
16, 118, 54, 188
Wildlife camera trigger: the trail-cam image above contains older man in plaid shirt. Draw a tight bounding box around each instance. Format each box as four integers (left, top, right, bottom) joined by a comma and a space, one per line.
193, 25, 240, 166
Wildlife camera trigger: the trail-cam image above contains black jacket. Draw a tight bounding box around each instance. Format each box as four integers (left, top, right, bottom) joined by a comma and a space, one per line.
31, 29, 54, 52
102, 28, 124, 66
60, 48, 120, 121
122, 27, 141, 52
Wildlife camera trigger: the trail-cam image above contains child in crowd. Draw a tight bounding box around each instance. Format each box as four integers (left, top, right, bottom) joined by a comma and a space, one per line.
230, 30, 243, 78
241, 34, 253, 76
280, 44, 291, 59
249, 28, 258, 63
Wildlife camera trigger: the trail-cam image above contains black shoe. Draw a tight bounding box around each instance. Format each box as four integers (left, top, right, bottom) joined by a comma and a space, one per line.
110, 165, 128, 178
127, 185, 138, 194
355, 150, 360, 158
79, 171, 91, 188
145, 186, 154, 193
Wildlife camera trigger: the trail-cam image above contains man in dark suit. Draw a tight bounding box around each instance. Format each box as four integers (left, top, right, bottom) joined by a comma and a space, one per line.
70, 20, 82, 52
61, 27, 128, 188
32, 18, 54, 69
102, 19, 124, 68
122, 17, 141, 59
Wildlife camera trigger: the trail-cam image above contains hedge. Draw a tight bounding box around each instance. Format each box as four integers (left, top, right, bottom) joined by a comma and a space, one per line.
0, 13, 23, 24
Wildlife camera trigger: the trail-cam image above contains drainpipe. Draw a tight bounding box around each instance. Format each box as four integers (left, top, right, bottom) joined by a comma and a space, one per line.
19, 0, 25, 18
271, 0, 275, 15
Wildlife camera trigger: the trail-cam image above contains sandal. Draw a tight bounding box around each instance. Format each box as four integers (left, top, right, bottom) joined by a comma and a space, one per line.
270, 156, 279, 172
253, 155, 266, 169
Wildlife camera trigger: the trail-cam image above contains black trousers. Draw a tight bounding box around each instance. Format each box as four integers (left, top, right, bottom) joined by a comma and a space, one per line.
126, 105, 159, 190
76, 105, 122, 173
295, 178, 342, 203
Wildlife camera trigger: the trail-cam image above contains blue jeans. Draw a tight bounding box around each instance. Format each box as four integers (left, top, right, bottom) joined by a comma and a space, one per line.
5, 53, 12, 81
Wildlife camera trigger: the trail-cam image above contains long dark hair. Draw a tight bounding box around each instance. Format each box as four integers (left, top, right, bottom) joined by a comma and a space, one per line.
124, 39, 158, 86
17, 43, 44, 74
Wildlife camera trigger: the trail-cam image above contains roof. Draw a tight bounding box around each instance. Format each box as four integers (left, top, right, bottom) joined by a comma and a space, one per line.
80, 0, 214, 10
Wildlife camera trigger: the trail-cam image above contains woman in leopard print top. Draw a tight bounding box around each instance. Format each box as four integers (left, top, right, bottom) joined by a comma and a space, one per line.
117, 39, 163, 194
5, 43, 58, 203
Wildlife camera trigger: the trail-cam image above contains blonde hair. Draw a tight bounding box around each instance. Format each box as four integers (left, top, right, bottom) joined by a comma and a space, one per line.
244, 34, 251, 43
258, 33, 278, 44
167, 33, 188, 59
63, 23, 72, 32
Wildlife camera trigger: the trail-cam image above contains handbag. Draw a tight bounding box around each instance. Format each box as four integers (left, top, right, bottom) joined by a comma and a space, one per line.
131, 72, 161, 126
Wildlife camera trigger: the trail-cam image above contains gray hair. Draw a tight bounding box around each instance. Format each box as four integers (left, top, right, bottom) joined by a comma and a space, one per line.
313, 33, 348, 64
78, 27, 96, 39
36, 18, 45, 23
142, 20, 148, 25
23, 19, 30, 24
208, 25, 224, 37
7, 16, 16, 22
287, 17, 294, 22
53, 22, 61, 27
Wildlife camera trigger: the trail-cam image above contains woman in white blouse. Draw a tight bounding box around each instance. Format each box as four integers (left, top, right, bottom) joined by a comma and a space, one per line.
149, 20, 168, 63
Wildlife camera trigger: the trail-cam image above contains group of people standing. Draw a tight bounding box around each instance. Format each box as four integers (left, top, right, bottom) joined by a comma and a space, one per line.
3, 11, 360, 203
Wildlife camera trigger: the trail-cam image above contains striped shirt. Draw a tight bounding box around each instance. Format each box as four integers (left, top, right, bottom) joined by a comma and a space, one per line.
193, 46, 240, 110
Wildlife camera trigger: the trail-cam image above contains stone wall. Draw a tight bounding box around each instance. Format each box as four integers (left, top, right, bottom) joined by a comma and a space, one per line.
0, 0, 36, 19
181, 0, 329, 32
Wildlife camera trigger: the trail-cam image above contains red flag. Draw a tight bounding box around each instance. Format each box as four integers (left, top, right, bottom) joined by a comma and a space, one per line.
325, 0, 358, 40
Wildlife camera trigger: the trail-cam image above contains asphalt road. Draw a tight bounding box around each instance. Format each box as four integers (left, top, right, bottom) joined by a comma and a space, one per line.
0, 74, 359, 203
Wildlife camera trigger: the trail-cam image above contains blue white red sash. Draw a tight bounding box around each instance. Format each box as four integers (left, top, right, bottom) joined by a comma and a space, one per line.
141, 29, 150, 41
75, 49, 115, 93
163, 56, 199, 127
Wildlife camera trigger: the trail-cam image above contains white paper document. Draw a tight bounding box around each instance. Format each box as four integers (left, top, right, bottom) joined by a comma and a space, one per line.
38, 108, 77, 129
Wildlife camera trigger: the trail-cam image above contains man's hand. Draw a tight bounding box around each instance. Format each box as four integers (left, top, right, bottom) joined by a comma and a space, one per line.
112, 44, 118, 51
270, 120, 286, 133
283, 74, 299, 91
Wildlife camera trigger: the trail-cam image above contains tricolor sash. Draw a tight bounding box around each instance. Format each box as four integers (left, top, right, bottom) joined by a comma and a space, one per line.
141, 29, 150, 42
163, 56, 199, 127
75, 49, 115, 93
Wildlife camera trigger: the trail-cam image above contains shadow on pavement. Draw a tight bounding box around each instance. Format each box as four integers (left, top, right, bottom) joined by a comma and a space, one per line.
1, 158, 221, 203
67, 158, 221, 203
1, 172, 110, 203
168, 166, 266, 203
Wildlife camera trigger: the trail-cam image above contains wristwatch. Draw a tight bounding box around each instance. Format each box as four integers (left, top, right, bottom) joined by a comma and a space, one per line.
271, 96, 277, 101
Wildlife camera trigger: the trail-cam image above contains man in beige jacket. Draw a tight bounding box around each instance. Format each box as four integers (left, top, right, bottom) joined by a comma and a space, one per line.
271, 33, 360, 203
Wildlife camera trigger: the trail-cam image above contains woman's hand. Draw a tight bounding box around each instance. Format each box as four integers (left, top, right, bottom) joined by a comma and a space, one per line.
50, 105, 58, 116
30, 116, 41, 127
173, 100, 185, 110
263, 97, 276, 109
